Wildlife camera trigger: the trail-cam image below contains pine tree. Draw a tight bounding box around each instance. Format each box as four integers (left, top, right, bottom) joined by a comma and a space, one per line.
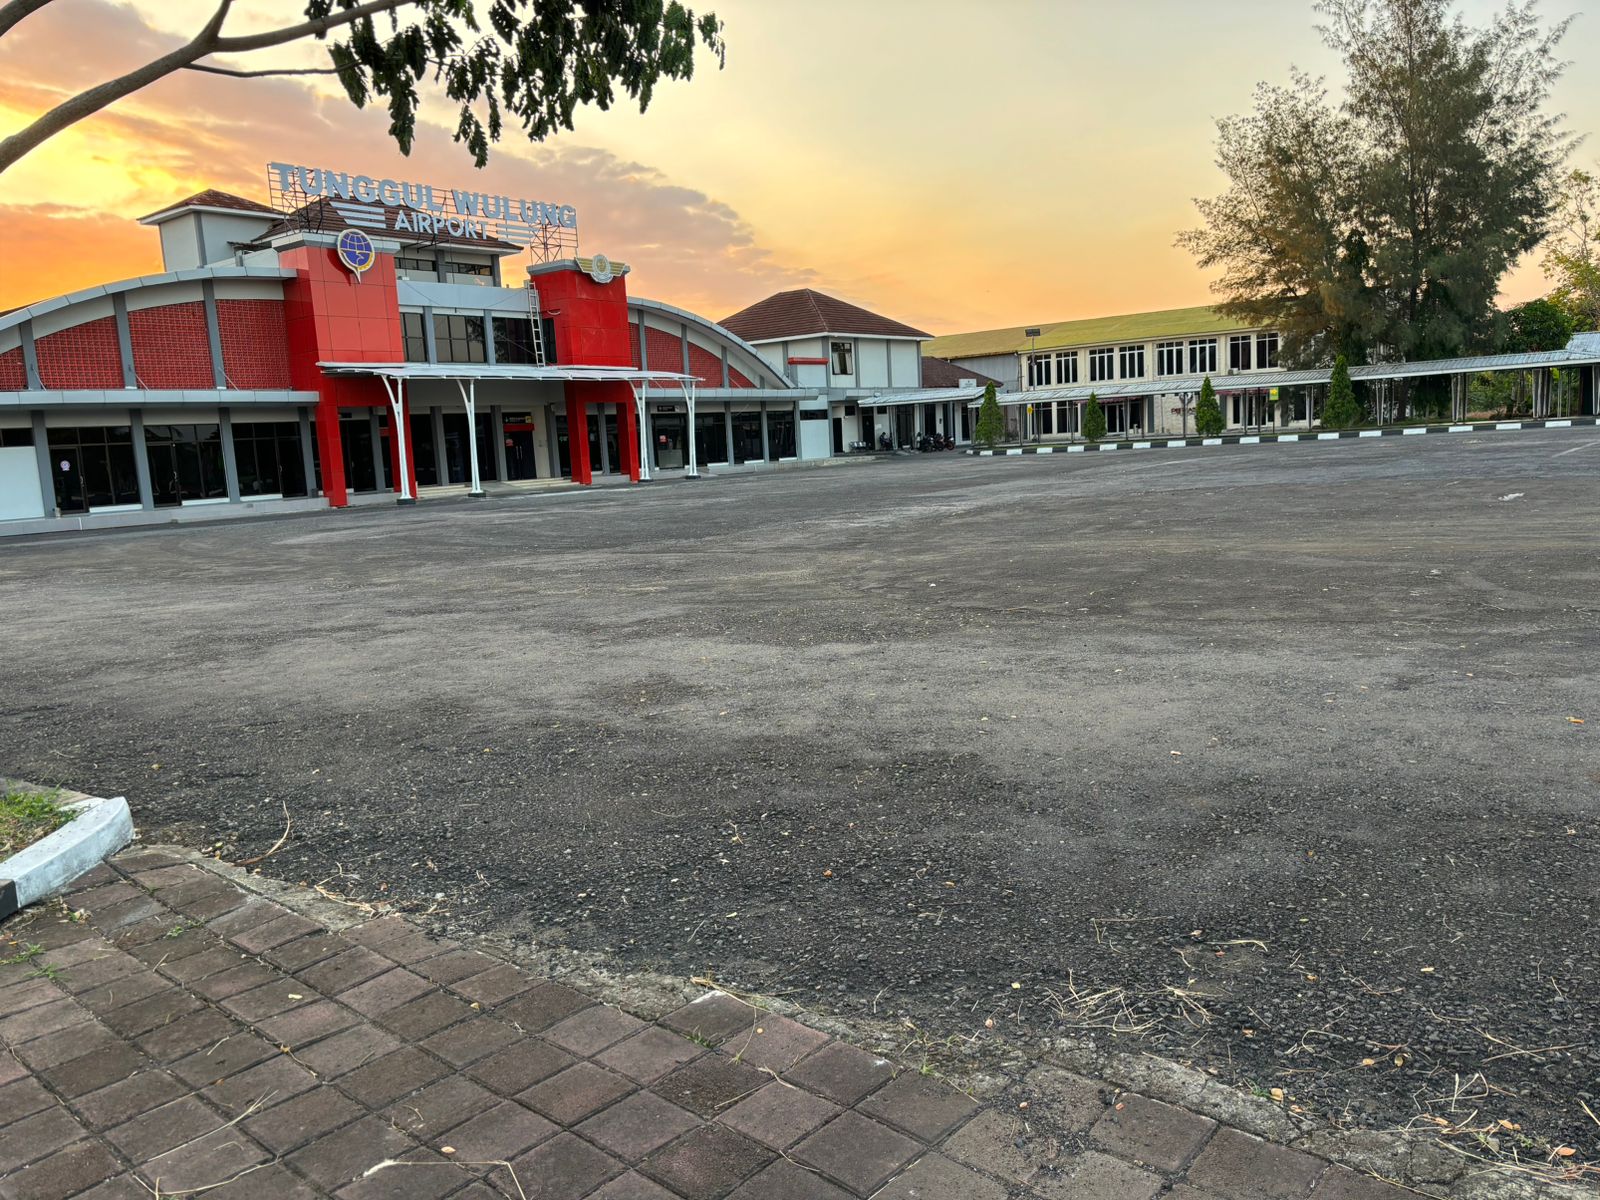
1322, 354, 1363, 428
975, 383, 1005, 448
1194, 376, 1225, 436
1082, 394, 1107, 442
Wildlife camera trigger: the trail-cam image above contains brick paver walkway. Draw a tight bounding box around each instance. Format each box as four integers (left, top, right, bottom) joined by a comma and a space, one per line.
0, 849, 1412, 1199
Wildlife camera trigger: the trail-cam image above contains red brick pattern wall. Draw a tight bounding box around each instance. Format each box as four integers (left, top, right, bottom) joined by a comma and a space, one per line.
643, 328, 682, 375
0, 348, 24, 390
35, 315, 123, 389
130, 302, 213, 388
730, 366, 754, 388
217, 299, 291, 388
687, 342, 723, 385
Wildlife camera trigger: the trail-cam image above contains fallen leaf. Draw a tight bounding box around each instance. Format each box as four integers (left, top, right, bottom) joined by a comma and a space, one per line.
984, 1017, 995, 1029
1361, 1057, 1377, 1067
287, 993, 303, 1001
1555, 1147, 1577, 1157
1269, 1087, 1285, 1102
441, 1146, 456, 1155
822, 869, 833, 878
1420, 966, 1435, 974
1567, 717, 1585, 725
1018, 1100, 1029, 1110
1011, 982, 1022, 990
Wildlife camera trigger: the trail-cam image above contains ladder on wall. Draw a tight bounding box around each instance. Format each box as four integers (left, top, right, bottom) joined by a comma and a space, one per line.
525, 281, 548, 366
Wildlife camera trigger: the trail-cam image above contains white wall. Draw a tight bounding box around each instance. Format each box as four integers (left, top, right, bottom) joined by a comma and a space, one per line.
798, 412, 831, 459
857, 340, 891, 389
889, 342, 921, 388
0, 446, 45, 521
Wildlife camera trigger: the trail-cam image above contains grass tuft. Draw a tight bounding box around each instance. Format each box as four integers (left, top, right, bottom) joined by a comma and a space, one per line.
0, 787, 75, 858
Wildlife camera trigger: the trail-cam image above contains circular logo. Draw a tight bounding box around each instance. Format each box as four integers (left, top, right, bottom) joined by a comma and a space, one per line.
588, 253, 614, 284
336, 228, 375, 276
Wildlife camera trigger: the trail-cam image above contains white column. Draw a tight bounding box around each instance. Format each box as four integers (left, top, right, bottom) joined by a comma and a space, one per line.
684, 380, 700, 478
634, 384, 652, 482
456, 378, 484, 497
380, 376, 415, 503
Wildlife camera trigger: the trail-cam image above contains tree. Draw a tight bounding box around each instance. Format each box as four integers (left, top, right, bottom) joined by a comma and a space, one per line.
1180, 0, 1573, 371
1322, 354, 1364, 428
1194, 376, 1224, 436
1501, 297, 1575, 352
0, 1, 725, 177
1543, 167, 1600, 330
1081, 394, 1106, 442
975, 383, 1004, 448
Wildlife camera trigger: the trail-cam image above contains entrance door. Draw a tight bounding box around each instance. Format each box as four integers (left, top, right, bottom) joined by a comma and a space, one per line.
831, 416, 843, 455
895, 407, 914, 447
555, 415, 572, 477
653, 412, 686, 469
340, 415, 378, 492
52, 446, 85, 513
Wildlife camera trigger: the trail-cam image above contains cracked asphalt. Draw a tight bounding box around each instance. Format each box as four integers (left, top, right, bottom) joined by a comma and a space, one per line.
3, 430, 1598, 1158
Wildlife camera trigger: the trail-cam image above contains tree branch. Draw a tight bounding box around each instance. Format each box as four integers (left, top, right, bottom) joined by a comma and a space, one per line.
183, 62, 342, 78
0, 0, 418, 176
210, 0, 417, 54
0, 0, 57, 41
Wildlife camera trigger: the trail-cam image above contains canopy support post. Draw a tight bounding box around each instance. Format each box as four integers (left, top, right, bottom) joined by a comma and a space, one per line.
379, 374, 415, 505
634, 383, 652, 483
682, 380, 700, 479
456, 378, 485, 498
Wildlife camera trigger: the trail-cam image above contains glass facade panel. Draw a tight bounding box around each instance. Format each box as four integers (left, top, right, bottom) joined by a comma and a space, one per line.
493, 316, 543, 365
1229, 334, 1253, 371
1188, 338, 1218, 374
144, 424, 226, 506
1088, 346, 1115, 382
1156, 341, 1183, 376
401, 312, 428, 362
1054, 351, 1078, 384
1256, 332, 1280, 369
766, 410, 796, 458
233, 421, 307, 498
695, 412, 728, 463
731, 412, 763, 463
49, 426, 139, 512
1118, 344, 1145, 379
433, 314, 486, 363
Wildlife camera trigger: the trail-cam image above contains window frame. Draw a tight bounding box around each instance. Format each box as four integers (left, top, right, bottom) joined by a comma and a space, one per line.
1118, 344, 1145, 380
1187, 338, 1217, 375
1054, 351, 1078, 385
1155, 341, 1183, 377
1256, 332, 1280, 370
1229, 334, 1253, 372
1088, 346, 1115, 383
830, 340, 854, 377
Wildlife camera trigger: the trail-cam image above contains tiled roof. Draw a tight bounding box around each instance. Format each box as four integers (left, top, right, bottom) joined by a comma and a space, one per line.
924, 305, 1261, 361
919, 355, 1000, 389
259, 197, 522, 253
138, 189, 277, 222
720, 289, 930, 342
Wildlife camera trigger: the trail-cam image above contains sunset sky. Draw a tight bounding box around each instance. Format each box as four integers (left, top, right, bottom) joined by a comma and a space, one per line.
1, 0, 1596, 334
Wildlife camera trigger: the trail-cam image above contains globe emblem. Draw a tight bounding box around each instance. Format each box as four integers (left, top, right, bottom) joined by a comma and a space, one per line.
337, 228, 375, 276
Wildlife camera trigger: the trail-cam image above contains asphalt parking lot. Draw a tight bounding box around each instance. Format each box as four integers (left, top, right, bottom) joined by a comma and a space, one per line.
4, 431, 1598, 1157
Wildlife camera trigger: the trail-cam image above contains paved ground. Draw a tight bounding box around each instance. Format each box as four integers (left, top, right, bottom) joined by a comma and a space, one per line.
0, 849, 1411, 1199
2, 431, 1598, 1186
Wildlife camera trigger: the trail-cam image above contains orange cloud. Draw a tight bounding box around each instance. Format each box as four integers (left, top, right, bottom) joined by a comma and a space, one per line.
0, 1, 816, 315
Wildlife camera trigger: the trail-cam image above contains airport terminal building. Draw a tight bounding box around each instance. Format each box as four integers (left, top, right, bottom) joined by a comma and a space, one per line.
0, 164, 984, 534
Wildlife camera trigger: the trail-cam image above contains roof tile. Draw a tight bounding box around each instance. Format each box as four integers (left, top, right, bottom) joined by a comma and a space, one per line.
720, 289, 929, 343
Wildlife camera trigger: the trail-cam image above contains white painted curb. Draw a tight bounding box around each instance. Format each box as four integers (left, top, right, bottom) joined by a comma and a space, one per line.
1, 793, 133, 918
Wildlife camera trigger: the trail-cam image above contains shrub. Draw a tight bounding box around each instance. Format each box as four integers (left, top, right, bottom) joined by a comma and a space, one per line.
1194, 376, 1225, 436
1082, 394, 1107, 442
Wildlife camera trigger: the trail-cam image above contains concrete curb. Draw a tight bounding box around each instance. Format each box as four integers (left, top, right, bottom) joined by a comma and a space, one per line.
969, 414, 1598, 457
0, 790, 134, 920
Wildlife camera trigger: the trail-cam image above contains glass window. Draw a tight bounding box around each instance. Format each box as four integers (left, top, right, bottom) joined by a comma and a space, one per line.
0, 427, 33, 447
830, 341, 853, 376
1026, 353, 1051, 388
1054, 351, 1078, 384
434, 314, 486, 363
144, 423, 226, 505
1088, 346, 1115, 382
401, 312, 428, 362
1156, 341, 1183, 376
48, 426, 139, 511
1229, 334, 1253, 371
1256, 332, 1280, 369
1188, 338, 1217, 374
233, 421, 307, 498
695, 411, 729, 463
493, 316, 543, 365
1118, 344, 1145, 379
766, 410, 796, 458
395, 256, 435, 278
441, 260, 492, 277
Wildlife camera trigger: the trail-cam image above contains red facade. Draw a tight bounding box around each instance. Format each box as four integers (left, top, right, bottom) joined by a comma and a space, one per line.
0, 349, 23, 390
35, 316, 122, 389
130, 302, 213, 388
217, 299, 291, 389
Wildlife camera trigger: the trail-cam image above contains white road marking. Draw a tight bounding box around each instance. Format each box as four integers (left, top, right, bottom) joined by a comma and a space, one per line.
1552, 440, 1600, 458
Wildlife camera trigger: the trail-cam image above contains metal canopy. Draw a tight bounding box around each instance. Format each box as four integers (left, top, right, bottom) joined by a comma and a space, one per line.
316, 361, 695, 384
986, 342, 1600, 407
